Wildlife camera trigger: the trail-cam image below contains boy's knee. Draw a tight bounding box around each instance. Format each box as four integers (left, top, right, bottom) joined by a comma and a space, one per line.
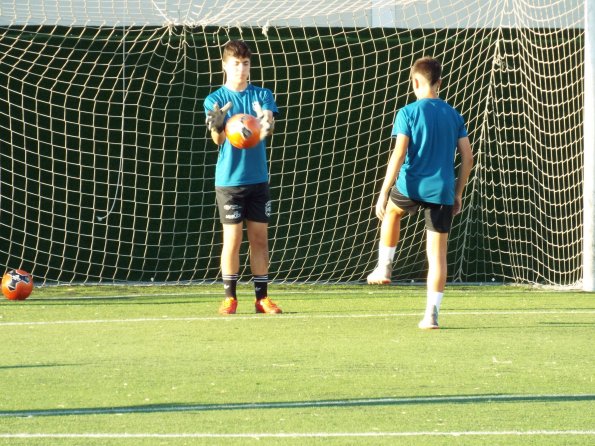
248, 231, 268, 250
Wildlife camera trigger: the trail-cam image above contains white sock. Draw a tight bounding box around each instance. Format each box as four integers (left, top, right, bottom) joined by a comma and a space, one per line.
426, 291, 444, 317
378, 243, 396, 265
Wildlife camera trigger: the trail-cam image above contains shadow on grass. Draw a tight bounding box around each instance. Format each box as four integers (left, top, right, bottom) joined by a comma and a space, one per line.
0, 363, 81, 370
540, 321, 595, 327
2, 393, 594, 418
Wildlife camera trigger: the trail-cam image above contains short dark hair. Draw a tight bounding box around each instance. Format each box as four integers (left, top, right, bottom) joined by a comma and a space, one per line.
222, 40, 252, 61
411, 57, 442, 86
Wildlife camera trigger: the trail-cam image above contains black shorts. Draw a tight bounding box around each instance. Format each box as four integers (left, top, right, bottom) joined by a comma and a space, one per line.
215, 183, 271, 224
390, 187, 453, 233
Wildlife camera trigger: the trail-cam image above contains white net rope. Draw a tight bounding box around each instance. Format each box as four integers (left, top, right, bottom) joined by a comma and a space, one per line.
0, 0, 585, 285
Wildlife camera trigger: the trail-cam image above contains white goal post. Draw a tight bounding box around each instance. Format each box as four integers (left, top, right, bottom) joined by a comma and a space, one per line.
0, 0, 590, 287
584, 0, 595, 291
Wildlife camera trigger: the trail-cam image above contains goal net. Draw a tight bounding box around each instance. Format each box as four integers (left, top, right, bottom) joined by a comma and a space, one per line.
0, 0, 586, 286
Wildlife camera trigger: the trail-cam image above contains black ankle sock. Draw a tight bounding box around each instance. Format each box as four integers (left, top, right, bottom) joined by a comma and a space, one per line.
253, 275, 268, 300
222, 274, 238, 299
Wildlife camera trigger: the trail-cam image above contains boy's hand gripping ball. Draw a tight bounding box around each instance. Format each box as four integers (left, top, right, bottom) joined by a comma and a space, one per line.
205, 101, 233, 132
253, 102, 272, 140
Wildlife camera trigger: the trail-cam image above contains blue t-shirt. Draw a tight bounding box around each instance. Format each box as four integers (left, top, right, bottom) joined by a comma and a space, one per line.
392, 98, 468, 205
204, 84, 278, 187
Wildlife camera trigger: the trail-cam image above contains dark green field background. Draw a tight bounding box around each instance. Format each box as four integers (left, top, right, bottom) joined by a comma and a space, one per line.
0, 26, 584, 285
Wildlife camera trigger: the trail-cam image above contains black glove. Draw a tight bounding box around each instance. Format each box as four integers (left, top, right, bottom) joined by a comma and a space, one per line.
205, 101, 232, 132
253, 102, 273, 140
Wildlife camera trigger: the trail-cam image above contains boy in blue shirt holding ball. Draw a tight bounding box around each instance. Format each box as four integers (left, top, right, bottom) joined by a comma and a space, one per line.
204, 40, 281, 315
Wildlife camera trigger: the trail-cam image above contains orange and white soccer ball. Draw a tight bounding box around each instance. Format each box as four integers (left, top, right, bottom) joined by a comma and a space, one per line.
2, 269, 34, 300
225, 114, 261, 149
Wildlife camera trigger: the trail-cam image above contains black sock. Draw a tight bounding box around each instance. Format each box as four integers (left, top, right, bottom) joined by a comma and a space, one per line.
222, 274, 238, 299
253, 275, 268, 300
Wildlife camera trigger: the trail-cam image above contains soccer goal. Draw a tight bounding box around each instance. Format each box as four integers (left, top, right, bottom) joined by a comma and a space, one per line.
0, 0, 590, 287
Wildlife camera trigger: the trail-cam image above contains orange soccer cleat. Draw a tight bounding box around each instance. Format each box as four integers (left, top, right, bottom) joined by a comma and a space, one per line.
255, 297, 282, 314
219, 297, 238, 315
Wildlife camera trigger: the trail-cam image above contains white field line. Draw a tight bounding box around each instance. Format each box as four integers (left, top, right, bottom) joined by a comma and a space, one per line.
16, 285, 558, 300
0, 309, 594, 327
0, 431, 594, 439
1, 394, 594, 418
21, 289, 414, 299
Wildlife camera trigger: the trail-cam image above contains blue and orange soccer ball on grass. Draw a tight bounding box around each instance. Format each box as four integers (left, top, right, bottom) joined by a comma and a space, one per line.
2, 269, 34, 300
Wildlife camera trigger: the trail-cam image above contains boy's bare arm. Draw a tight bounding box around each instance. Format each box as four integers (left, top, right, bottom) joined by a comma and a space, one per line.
210, 127, 226, 145
375, 134, 408, 220
453, 136, 473, 215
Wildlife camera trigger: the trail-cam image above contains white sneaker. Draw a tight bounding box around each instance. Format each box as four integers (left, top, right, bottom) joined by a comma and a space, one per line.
366, 263, 392, 284
418, 305, 439, 329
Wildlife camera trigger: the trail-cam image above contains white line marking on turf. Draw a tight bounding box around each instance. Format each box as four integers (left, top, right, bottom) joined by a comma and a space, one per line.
25, 290, 409, 299
1, 394, 594, 418
18, 289, 423, 301
1, 431, 594, 439
0, 309, 594, 327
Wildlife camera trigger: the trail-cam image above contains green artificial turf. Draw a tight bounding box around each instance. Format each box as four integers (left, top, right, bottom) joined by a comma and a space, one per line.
0, 284, 594, 445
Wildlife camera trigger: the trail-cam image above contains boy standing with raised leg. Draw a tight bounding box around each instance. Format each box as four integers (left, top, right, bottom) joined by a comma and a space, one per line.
367, 57, 473, 329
